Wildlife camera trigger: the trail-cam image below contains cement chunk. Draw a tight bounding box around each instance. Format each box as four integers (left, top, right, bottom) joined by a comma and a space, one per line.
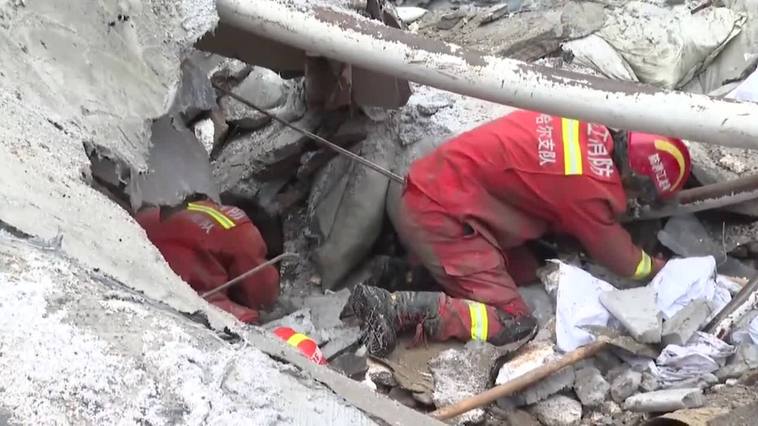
573, 366, 610, 407
528, 395, 582, 426
661, 300, 711, 346
600, 286, 662, 344
610, 370, 641, 403
496, 342, 575, 407
624, 388, 704, 413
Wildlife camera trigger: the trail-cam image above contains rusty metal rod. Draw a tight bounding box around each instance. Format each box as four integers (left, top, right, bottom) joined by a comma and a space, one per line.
201, 252, 298, 299
212, 83, 405, 184
677, 173, 758, 204
624, 174, 758, 221
430, 340, 608, 420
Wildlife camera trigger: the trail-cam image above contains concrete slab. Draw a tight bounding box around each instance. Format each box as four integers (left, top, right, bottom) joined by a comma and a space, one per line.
624, 388, 704, 412
496, 342, 576, 407
600, 286, 662, 344
661, 299, 711, 346
574, 366, 610, 407
610, 370, 642, 403
528, 394, 582, 426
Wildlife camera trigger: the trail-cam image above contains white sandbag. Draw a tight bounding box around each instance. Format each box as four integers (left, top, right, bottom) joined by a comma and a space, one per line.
562, 35, 638, 81
597, 2, 745, 89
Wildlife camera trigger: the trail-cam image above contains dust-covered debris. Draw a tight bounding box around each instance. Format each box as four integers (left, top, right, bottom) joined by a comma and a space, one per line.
0, 233, 376, 425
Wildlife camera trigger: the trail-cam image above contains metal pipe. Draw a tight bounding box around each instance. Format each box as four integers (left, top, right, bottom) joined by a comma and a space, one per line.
201, 252, 298, 298
216, 0, 758, 149
624, 188, 758, 221
677, 174, 758, 204
705, 273, 758, 338
213, 83, 405, 184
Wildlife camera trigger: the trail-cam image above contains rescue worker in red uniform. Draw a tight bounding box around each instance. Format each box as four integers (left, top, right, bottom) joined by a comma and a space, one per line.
349, 110, 691, 356
135, 197, 280, 324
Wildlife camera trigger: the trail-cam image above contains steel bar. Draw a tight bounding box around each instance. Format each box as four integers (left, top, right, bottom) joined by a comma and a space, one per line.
201, 252, 298, 298
216, 0, 758, 149
624, 188, 758, 221
705, 273, 758, 337
214, 83, 405, 184
677, 174, 758, 205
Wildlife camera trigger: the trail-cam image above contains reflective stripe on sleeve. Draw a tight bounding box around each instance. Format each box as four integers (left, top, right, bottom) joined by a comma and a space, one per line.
632, 250, 653, 280
286, 333, 310, 347
468, 301, 489, 342
187, 202, 236, 229
561, 118, 583, 176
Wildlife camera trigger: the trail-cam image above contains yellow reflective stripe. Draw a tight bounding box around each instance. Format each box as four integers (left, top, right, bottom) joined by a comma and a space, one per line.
468, 301, 489, 341
187, 203, 235, 229
633, 251, 653, 280
286, 333, 310, 347
561, 118, 583, 176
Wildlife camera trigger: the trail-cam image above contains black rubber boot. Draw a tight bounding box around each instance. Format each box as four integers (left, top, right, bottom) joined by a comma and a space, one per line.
348, 284, 442, 356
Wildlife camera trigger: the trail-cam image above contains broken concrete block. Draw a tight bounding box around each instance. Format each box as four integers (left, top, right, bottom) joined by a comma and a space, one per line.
662, 299, 711, 346
600, 286, 662, 344
366, 359, 397, 387
233, 66, 288, 110
716, 342, 758, 380
528, 395, 582, 426
496, 342, 575, 407
518, 284, 555, 327
610, 370, 642, 403
169, 58, 218, 122
624, 388, 704, 413
640, 372, 660, 393
430, 342, 503, 424
573, 366, 610, 407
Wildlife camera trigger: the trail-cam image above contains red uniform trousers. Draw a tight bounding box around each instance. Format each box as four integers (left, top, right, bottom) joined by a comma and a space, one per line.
394, 183, 539, 343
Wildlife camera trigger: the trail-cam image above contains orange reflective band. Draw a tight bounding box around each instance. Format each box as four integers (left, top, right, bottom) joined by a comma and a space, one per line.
286, 333, 310, 348
654, 139, 687, 190
561, 118, 583, 176
187, 202, 236, 229
633, 251, 653, 280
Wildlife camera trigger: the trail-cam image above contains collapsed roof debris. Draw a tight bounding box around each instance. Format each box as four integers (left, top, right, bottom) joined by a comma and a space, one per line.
5, 0, 758, 424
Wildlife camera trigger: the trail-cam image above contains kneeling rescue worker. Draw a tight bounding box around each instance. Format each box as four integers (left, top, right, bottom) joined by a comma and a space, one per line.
136, 197, 279, 324
349, 110, 691, 356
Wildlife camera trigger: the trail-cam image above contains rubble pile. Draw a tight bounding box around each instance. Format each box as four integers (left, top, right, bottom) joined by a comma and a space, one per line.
185, 0, 758, 424
3, 0, 758, 423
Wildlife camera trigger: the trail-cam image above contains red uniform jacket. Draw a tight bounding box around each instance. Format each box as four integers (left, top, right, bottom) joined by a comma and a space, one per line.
135, 200, 280, 322
407, 110, 661, 280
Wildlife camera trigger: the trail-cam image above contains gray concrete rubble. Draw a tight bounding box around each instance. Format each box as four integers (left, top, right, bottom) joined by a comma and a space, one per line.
0, 0, 237, 329
496, 342, 576, 408
573, 366, 610, 407
610, 370, 642, 403
600, 286, 662, 344
519, 284, 556, 327
0, 233, 379, 425
657, 214, 756, 278
528, 394, 583, 426
417, 1, 606, 62
367, 359, 398, 387
662, 299, 712, 346
429, 342, 507, 424
717, 343, 758, 380
623, 388, 705, 413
